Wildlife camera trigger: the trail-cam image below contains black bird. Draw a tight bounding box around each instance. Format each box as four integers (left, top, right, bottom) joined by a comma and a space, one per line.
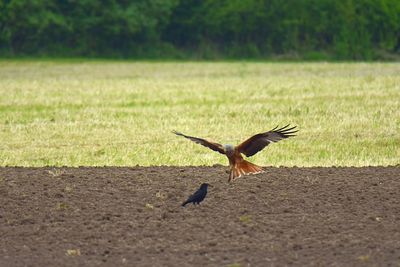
182, 183, 210, 207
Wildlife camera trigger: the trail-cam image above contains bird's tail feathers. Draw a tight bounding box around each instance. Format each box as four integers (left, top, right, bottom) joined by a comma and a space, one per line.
229, 160, 264, 182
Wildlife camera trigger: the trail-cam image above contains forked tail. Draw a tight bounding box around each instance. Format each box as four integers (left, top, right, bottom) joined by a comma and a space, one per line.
229, 160, 264, 182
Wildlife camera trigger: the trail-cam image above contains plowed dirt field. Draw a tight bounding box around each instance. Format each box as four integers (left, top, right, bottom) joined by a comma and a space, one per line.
1, 166, 399, 266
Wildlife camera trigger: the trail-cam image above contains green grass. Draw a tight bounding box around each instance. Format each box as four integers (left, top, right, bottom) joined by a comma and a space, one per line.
0, 61, 399, 167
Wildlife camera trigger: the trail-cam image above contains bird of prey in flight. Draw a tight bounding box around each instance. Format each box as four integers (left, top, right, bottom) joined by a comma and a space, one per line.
182, 183, 210, 206
173, 125, 298, 182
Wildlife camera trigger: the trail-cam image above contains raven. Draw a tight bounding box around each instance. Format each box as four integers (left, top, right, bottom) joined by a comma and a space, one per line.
182, 183, 209, 207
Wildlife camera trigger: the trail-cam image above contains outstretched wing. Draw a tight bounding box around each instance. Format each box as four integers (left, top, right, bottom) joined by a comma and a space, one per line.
236, 124, 298, 157
172, 131, 225, 155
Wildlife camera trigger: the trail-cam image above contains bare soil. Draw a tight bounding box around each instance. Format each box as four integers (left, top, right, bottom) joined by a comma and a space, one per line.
1, 166, 399, 266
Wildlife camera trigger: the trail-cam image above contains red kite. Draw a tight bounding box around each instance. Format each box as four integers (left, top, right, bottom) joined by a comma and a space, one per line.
173, 124, 298, 182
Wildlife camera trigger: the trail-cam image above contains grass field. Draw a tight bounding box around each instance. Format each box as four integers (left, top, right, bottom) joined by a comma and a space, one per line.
0, 61, 398, 167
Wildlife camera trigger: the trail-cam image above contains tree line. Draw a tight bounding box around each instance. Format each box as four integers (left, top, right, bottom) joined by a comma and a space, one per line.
0, 0, 399, 60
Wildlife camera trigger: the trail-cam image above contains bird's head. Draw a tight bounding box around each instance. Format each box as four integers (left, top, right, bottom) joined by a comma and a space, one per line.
223, 144, 235, 155
200, 183, 210, 189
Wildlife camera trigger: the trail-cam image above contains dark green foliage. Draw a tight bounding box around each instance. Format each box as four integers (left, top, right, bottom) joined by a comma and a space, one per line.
0, 0, 399, 59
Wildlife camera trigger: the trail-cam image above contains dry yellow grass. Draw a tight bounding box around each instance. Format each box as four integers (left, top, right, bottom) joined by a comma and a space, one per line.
0, 61, 399, 166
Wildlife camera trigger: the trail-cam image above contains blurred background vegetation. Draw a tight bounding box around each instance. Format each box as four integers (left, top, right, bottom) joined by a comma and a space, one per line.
0, 0, 399, 60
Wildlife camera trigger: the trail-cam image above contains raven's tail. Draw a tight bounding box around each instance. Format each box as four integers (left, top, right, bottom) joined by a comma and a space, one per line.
229, 160, 264, 182
181, 201, 189, 207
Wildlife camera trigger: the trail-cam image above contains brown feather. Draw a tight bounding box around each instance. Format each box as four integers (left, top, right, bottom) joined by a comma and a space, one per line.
236, 124, 298, 157
172, 131, 226, 155
228, 159, 264, 182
